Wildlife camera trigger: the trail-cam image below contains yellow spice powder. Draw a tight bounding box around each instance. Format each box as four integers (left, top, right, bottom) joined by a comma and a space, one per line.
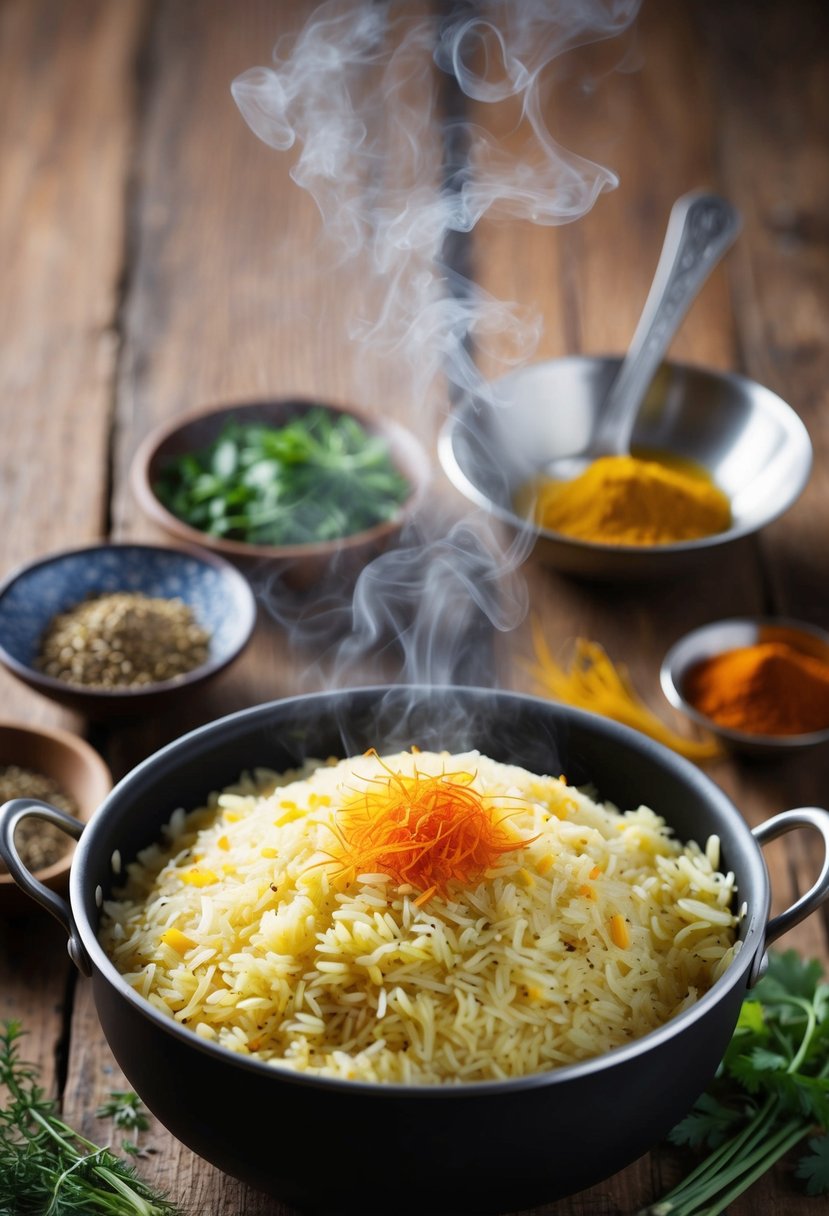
530, 453, 730, 546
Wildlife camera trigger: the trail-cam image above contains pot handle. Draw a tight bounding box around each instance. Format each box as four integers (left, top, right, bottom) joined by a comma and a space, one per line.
0, 799, 91, 976
750, 806, 829, 986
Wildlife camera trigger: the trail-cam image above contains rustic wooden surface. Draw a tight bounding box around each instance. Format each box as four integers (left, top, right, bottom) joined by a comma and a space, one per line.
1, 1, 828, 1213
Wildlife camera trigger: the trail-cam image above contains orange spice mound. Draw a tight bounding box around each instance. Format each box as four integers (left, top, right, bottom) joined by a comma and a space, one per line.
530, 454, 730, 546
324, 752, 531, 905
684, 640, 829, 736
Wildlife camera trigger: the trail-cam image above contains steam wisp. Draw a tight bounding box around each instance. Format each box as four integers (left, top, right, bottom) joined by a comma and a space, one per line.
232, 0, 640, 692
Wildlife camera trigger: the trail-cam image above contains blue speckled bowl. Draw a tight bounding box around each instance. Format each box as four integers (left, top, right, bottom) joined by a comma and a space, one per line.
0, 543, 257, 717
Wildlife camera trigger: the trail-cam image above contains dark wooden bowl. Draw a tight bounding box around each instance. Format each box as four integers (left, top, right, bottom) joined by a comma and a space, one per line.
0, 720, 111, 913
131, 399, 432, 590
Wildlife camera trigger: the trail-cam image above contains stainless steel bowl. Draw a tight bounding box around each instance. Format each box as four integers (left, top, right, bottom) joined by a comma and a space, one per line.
662, 617, 829, 757
438, 357, 812, 579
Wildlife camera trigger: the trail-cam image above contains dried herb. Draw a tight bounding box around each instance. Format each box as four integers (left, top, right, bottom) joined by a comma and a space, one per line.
36, 593, 210, 689
0, 767, 77, 874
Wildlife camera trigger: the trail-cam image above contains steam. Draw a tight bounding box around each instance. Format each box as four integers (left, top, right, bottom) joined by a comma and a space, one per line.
233, 0, 640, 691
259, 512, 530, 690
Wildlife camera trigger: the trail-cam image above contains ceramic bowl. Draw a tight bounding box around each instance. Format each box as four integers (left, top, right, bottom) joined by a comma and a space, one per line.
438, 356, 812, 579
0, 543, 257, 718
130, 399, 431, 589
661, 617, 829, 757
0, 720, 111, 913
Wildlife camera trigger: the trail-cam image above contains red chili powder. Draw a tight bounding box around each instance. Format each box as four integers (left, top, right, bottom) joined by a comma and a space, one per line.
684, 640, 829, 736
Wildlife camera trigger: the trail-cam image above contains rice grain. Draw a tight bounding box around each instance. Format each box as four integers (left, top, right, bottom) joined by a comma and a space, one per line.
100, 750, 739, 1084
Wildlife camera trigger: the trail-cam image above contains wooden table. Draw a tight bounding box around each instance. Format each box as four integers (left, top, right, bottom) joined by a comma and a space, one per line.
2, 1, 828, 1212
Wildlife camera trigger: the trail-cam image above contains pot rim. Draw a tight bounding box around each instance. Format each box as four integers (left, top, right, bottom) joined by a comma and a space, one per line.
72, 685, 768, 1098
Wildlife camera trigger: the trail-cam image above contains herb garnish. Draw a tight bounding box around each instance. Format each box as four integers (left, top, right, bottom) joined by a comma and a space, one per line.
154, 410, 411, 546
640, 950, 829, 1215
96, 1091, 153, 1161
0, 1021, 182, 1215
96, 1091, 150, 1136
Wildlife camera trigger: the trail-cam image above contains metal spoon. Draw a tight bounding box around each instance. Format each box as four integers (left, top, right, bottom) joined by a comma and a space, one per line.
547, 190, 741, 480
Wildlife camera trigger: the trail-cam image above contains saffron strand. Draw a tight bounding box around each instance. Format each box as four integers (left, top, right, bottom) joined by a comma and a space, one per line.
322, 755, 533, 901
527, 619, 722, 764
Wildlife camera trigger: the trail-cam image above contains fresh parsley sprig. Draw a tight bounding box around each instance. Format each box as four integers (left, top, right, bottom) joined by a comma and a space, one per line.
640, 950, 829, 1215
0, 1021, 182, 1215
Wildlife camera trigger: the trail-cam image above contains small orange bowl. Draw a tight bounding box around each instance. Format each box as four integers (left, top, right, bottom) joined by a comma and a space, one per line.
0, 721, 111, 913
131, 399, 431, 590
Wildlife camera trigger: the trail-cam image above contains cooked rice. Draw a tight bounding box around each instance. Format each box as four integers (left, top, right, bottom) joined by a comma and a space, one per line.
99, 750, 739, 1084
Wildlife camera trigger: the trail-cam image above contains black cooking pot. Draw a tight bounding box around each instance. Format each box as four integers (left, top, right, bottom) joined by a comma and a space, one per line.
2, 687, 829, 1216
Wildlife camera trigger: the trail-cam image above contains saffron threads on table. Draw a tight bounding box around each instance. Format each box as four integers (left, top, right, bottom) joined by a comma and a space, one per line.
35, 592, 211, 689
684, 640, 829, 736
528, 621, 722, 764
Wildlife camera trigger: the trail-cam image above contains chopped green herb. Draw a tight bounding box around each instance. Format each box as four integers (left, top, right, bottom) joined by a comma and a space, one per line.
640, 950, 829, 1215
154, 409, 411, 546
0, 1021, 182, 1215
96, 1092, 150, 1135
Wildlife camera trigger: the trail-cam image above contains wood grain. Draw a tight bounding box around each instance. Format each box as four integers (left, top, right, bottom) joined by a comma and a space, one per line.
693, 0, 829, 619
689, 0, 829, 956
0, 0, 145, 731
0, 0, 144, 1099
1, 2, 828, 1215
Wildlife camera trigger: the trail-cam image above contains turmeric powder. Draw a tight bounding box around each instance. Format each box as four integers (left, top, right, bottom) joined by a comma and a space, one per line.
528, 453, 730, 546
684, 640, 829, 736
